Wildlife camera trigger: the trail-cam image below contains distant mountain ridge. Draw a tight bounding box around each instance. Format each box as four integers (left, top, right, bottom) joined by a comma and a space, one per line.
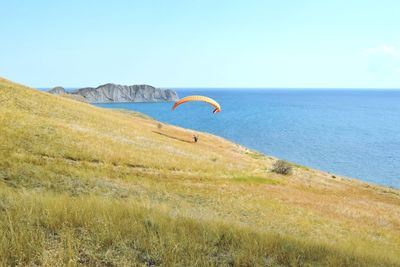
49, 83, 179, 103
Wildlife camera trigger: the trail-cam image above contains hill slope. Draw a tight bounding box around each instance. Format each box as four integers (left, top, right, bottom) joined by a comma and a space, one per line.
0, 77, 399, 266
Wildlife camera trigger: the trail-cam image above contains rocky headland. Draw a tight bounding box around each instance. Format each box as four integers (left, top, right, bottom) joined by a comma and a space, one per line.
49, 83, 179, 103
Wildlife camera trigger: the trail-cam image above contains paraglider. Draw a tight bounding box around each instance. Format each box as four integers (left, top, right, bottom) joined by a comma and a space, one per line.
172, 95, 221, 114
171, 95, 220, 144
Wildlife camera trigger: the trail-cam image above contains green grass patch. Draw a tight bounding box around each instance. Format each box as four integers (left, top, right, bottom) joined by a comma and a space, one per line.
245, 151, 265, 160
232, 176, 281, 185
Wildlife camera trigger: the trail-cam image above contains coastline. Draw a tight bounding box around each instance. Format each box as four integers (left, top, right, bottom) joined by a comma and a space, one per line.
1, 77, 399, 265
95, 89, 400, 188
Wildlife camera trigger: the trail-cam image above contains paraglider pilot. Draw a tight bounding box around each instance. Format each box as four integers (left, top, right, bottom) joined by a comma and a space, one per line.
193, 135, 198, 143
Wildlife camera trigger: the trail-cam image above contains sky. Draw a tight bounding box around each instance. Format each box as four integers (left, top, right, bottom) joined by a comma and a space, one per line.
1, 0, 400, 88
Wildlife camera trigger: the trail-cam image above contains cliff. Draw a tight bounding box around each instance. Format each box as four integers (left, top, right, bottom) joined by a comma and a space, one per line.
48, 86, 66, 94
49, 83, 179, 103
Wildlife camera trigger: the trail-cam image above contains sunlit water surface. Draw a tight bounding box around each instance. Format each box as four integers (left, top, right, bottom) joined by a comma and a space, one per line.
94, 89, 400, 188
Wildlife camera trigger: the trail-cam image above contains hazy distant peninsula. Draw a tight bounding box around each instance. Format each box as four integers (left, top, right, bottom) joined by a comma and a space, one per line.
49, 83, 179, 103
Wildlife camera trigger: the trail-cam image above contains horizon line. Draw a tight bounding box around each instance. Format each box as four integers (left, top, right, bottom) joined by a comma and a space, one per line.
36, 86, 400, 90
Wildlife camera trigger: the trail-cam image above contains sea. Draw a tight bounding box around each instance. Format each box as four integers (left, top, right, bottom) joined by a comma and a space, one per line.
40, 88, 399, 188
94, 89, 400, 188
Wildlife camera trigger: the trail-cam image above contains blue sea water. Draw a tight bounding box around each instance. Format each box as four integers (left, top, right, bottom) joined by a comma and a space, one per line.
95, 89, 400, 188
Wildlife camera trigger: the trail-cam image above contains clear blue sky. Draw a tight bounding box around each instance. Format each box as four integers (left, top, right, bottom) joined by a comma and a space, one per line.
1, 0, 400, 88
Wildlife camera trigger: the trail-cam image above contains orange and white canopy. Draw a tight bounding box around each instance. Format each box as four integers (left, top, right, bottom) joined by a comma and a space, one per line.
172, 95, 221, 113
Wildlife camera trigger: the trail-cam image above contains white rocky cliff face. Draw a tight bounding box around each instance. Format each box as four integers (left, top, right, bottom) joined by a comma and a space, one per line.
48, 86, 66, 94
49, 83, 179, 103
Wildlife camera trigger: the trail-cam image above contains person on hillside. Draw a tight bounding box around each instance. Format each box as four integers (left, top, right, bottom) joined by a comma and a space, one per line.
193, 134, 198, 143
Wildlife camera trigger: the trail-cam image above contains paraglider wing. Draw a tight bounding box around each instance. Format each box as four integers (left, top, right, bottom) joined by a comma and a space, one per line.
172, 95, 221, 113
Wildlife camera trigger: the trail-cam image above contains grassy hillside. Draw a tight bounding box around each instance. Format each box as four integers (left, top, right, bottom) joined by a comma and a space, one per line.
0, 77, 399, 266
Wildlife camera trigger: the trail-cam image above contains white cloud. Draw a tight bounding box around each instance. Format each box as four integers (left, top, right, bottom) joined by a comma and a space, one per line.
365, 45, 400, 58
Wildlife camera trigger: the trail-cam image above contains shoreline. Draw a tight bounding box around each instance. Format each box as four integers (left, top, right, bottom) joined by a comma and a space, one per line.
95, 100, 400, 190
1, 76, 399, 265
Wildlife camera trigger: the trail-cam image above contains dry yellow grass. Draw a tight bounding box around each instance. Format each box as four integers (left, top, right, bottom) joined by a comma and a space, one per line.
0, 77, 399, 266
